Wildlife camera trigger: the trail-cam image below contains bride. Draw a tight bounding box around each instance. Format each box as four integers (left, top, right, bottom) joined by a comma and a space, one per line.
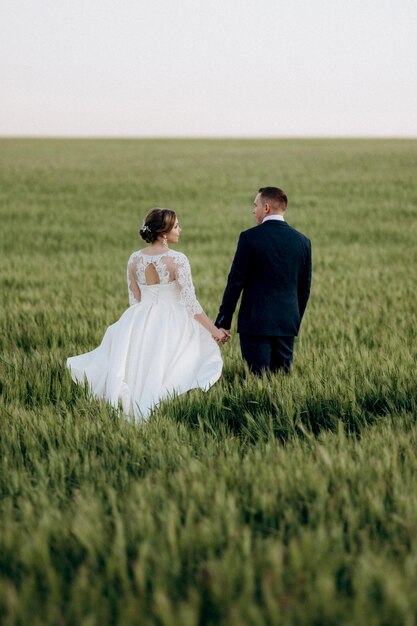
67, 208, 226, 420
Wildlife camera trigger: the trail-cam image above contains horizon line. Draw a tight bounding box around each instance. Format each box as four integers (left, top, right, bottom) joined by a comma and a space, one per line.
1, 134, 416, 141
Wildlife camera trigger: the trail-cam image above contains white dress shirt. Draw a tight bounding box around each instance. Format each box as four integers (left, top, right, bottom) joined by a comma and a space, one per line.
262, 215, 285, 223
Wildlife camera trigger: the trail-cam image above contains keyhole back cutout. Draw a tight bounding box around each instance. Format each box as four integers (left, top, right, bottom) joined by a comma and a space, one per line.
145, 263, 160, 285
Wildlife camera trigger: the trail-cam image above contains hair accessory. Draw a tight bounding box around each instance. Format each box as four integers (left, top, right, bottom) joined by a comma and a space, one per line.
141, 224, 151, 232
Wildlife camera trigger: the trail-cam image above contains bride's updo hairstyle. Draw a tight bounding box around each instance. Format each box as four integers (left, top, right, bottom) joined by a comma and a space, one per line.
139, 208, 177, 244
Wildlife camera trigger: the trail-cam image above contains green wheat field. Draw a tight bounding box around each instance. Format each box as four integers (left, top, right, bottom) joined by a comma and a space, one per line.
1, 138, 416, 626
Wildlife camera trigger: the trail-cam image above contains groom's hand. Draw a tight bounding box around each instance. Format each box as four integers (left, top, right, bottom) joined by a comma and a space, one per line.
212, 327, 229, 343
219, 328, 231, 343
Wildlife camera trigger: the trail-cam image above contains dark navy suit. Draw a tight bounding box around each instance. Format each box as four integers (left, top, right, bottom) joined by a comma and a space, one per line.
215, 219, 312, 374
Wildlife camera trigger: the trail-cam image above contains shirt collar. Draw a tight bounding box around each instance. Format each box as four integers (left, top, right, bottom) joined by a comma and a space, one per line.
262, 215, 285, 223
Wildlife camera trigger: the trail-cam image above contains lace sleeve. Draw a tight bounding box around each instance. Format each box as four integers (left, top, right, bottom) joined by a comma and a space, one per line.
175, 253, 203, 316
127, 253, 141, 306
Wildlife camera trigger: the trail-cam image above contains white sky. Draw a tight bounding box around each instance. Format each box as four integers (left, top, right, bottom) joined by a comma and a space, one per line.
1, 0, 416, 137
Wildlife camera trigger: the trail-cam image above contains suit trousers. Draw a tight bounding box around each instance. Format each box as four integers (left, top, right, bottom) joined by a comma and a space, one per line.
239, 334, 295, 375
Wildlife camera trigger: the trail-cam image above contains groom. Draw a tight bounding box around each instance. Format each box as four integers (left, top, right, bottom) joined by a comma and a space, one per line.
215, 187, 312, 374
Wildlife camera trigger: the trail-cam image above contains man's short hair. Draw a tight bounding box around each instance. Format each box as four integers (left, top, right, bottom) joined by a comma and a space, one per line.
258, 187, 288, 208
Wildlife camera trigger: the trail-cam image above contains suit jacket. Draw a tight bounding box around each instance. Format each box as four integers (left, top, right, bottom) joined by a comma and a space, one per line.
215, 220, 312, 336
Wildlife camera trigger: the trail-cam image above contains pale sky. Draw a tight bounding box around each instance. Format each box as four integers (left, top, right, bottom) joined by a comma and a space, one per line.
1, 0, 416, 137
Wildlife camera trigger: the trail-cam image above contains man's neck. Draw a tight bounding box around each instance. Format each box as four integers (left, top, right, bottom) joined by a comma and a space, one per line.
262, 214, 285, 223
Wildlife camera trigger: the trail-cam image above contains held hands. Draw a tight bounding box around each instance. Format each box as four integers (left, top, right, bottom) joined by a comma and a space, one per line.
195, 312, 230, 344
212, 327, 231, 344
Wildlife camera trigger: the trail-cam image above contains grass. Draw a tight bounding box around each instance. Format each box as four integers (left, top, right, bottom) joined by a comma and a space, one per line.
0, 137, 416, 625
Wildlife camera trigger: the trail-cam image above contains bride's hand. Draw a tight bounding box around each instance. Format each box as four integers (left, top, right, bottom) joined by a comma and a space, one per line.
212, 328, 231, 343
219, 328, 231, 343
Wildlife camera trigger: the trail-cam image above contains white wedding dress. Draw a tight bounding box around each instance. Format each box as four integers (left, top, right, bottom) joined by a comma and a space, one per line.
67, 249, 223, 420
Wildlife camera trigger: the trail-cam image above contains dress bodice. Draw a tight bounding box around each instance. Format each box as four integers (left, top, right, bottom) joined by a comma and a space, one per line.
127, 249, 203, 316
139, 282, 180, 305
134, 252, 174, 285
